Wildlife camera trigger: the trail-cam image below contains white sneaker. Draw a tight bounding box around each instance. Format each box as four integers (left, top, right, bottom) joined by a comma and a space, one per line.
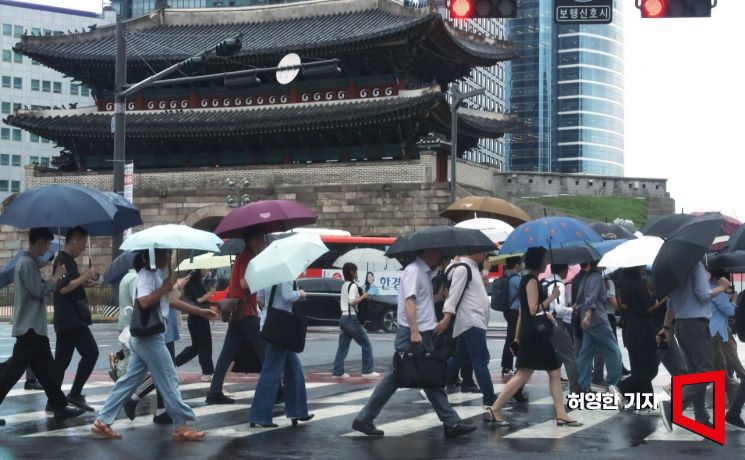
200, 374, 213, 382
361, 372, 381, 378
332, 373, 350, 378
608, 385, 626, 411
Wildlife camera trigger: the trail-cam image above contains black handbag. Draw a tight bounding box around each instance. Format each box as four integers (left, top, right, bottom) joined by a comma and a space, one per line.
129, 287, 165, 337
392, 347, 448, 389
533, 311, 555, 340
261, 285, 307, 353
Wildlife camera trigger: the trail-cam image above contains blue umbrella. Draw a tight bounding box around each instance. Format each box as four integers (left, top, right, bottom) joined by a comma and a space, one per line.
591, 239, 626, 256
103, 251, 136, 285
0, 184, 121, 234
0, 241, 61, 289
500, 217, 603, 254
56, 191, 142, 237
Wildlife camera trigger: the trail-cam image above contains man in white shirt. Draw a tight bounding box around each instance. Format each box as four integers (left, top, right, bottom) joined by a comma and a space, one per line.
435, 251, 495, 406
544, 264, 580, 394
352, 248, 476, 439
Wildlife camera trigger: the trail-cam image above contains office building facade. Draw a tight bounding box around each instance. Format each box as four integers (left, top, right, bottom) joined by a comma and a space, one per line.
0, 0, 114, 200
506, 0, 624, 175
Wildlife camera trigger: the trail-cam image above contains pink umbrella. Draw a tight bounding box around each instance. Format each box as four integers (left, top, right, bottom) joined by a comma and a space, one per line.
539, 264, 581, 282
214, 200, 317, 238
690, 212, 741, 252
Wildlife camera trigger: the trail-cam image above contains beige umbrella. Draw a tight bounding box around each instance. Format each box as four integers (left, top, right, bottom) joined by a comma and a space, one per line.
176, 253, 233, 271
441, 196, 531, 227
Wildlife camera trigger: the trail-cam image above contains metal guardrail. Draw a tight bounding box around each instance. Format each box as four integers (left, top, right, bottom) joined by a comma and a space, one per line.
0, 286, 120, 319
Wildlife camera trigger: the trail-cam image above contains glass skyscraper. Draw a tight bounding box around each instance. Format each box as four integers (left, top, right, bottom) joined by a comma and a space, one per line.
506, 0, 624, 175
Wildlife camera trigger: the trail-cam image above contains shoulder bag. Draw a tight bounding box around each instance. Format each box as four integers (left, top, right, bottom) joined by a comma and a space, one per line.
261, 285, 307, 353
393, 345, 448, 388
130, 285, 166, 337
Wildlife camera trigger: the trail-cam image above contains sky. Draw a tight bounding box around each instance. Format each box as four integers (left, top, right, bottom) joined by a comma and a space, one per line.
19, 1, 745, 221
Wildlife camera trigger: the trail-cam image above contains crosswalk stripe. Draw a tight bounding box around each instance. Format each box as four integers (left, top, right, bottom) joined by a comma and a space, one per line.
341, 406, 486, 437
414, 391, 490, 405
312, 388, 377, 404
204, 405, 364, 437
503, 408, 618, 439
6, 381, 113, 398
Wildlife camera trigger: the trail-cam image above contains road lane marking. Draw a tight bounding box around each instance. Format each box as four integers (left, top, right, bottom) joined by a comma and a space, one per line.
503, 408, 618, 439
342, 406, 485, 437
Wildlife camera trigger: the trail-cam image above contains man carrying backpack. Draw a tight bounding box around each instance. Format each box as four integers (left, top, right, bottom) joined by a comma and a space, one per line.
436, 251, 495, 407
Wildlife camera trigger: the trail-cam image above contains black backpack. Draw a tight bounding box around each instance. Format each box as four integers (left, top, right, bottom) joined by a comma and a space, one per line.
433, 263, 472, 355
491, 273, 519, 312
736, 291, 745, 343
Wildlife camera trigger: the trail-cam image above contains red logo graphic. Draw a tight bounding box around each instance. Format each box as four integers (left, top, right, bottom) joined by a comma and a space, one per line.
671, 370, 726, 445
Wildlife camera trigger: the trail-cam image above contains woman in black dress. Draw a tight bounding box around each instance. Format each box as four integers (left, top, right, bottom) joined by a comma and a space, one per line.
485, 246, 581, 427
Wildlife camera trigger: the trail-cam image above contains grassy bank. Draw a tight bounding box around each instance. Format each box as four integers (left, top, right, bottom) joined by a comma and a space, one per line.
524, 195, 649, 227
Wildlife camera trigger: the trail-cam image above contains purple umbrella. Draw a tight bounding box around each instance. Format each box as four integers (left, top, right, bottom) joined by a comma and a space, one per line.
214, 200, 317, 238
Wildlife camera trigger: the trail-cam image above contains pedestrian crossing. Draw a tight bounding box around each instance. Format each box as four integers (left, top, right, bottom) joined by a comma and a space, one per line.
0, 375, 740, 446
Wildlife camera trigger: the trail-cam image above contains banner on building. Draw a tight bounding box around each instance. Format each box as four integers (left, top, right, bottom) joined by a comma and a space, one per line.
123, 162, 134, 239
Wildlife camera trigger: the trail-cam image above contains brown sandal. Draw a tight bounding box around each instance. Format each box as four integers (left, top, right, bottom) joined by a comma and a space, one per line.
91, 419, 122, 439
173, 426, 205, 441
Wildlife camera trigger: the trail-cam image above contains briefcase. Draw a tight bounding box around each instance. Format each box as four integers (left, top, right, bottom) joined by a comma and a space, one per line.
392, 348, 448, 389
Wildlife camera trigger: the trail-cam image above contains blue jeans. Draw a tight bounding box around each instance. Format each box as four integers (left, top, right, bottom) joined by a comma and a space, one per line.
577, 325, 622, 390
355, 326, 461, 428
332, 315, 374, 376
209, 316, 266, 396
447, 327, 495, 405
98, 333, 195, 426
249, 343, 308, 424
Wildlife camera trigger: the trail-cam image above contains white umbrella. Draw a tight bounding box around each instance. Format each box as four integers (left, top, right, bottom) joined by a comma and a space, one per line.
598, 236, 664, 268
120, 224, 223, 252
332, 248, 403, 272
246, 233, 329, 293
177, 253, 233, 271
455, 218, 515, 244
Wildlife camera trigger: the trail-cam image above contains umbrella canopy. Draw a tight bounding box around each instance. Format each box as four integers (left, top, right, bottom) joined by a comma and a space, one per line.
385, 225, 496, 258
652, 213, 725, 299
57, 191, 143, 237
0, 183, 119, 233
548, 244, 601, 266
723, 223, 745, 253
0, 241, 60, 289
245, 233, 329, 293
704, 251, 745, 272
214, 200, 317, 238
500, 217, 603, 254
120, 225, 223, 253
598, 236, 664, 269
640, 213, 695, 239
454, 218, 514, 244
333, 248, 402, 272
690, 212, 741, 252
103, 251, 136, 285
217, 238, 245, 256
540, 264, 581, 283
589, 222, 636, 240
441, 196, 531, 227
591, 239, 627, 256
177, 253, 233, 271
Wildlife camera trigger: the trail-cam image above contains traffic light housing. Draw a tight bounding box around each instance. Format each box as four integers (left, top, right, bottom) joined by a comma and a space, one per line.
182, 56, 205, 74
449, 0, 517, 19
216, 37, 242, 56
639, 0, 712, 18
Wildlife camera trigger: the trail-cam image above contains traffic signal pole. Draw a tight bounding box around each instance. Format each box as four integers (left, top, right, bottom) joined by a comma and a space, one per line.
449, 85, 485, 204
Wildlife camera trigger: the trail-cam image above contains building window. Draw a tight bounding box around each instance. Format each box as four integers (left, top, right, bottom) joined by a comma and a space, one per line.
10, 181, 20, 193
2, 24, 11, 36
1, 102, 9, 114
42, 81, 51, 92
41, 137, 50, 143
1, 50, 10, 62
0, 180, 8, 192
31, 27, 41, 36
11, 154, 20, 166
1, 76, 9, 88
13, 51, 22, 63
43, 29, 51, 36
0, 128, 9, 140
81, 85, 91, 97
12, 129, 22, 141
12, 102, 20, 111
29, 156, 39, 164
70, 84, 80, 95
0, 153, 8, 165
31, 79, 40, 91
53, 82, 61, 94
14, 25, 23, 38
32, 59, 39, 66
30, 133, 39, 142
13, 77, 22, 89
40, 157, 50, 167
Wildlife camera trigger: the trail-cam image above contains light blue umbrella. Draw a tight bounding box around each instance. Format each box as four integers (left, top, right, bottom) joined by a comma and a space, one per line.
245, 233, 328, 293
120, 224, 223, 269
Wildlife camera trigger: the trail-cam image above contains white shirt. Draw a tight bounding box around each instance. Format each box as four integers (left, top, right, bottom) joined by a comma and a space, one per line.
545, 274, 571, 324
340, 281, 361, 316
397, 257, 437, 331
133, 269, 170, 319
442, 257, 490, 338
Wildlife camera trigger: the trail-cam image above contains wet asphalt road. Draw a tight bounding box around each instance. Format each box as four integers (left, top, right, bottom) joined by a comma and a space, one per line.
0, 322, 744, 459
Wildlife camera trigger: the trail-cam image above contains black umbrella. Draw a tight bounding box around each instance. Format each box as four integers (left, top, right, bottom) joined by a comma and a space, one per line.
652, 213, 724, 299
549, 244, 602, 265
385, 225, 496, 258
704, 251, 745, 273
218, 238, 245, 256
589, 222, 636, 240
640, 214, 695, 239
721, 223, 745, 253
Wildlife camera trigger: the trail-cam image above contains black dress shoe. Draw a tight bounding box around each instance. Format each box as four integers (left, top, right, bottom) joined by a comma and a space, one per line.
53, 405, 85, 421
621, 367, 631, 376
291, 413, 315, 426
444, 423, 477, 438
512, 389, 528, 403
153, 412, 173, 425
250, 422, 278, 428
67, 393, 95, 412
352, 419, 384, 436
460, 383, 481, 393
123, 398, 137, 420
206, 392, 235, 405
24, 380, 43, 391
0, 418, 5, 426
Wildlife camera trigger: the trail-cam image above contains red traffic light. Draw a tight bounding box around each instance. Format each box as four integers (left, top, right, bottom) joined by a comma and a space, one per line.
640, 0, 712, 18
448, 0, 517, 19
641, 0, 666, 17
450, 0, 472, 18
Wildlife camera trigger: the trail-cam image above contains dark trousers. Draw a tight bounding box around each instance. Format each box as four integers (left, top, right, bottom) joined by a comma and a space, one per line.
175, 315, 214, 375
675, 319, 715, 421
501, 309, 519, 371
54, 325, 99, 397
447, 327, 495, 405
209, 316, 266, 396
0, 331, 68, 409
617, 342, 658, 395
